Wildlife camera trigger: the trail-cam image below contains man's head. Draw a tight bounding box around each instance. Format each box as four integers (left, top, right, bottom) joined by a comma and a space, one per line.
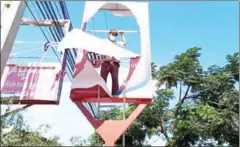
108, 29, 118, 42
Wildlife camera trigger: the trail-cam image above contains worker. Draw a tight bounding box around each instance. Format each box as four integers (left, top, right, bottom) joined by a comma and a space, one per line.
100, 29, 127, 95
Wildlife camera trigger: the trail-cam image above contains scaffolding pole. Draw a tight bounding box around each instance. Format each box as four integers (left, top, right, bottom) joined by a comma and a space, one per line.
122, 80, 127, 147
97, 85, 101, 145
1, 1, 26, 74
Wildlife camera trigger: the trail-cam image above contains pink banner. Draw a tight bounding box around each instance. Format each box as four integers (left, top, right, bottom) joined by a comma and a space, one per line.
1, 64, 62, 104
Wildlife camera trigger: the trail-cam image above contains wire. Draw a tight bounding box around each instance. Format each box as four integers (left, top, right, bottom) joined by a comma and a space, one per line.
30, 1, 54, 41
58, 1, 97, 117
104, 11, 108, 30
25, 2, 49, 42
59, 1, 77, 57
35, 1, 59, 42
25, 1, 71, 80
36, 1, 74, 79
53, 1, 62, 20
46, 1, 65, 38
43, 1, 76, 77
40, 1, 61, 41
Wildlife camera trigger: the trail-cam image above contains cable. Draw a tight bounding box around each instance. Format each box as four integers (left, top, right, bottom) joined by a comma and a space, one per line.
25, 1, 71, 80
25, 2, 49, 42
30, 1, 54, 42
35, 1, 59, 42
53, 1, 62, 20
47, 2, 75, 77
46, 1, 65, 38
56, 1, 76, 74
58, 1, 97, 117
59, 2, 77, 56
40, 1, 61, 41
35, 1, 74, 79
44, 1, 76, 77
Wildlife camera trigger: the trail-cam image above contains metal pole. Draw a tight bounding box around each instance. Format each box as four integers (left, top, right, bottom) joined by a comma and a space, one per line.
97, 85, 100, 145
122, 80, 127, 147
21, 18, 70, 27
1, 1, 26, 74
85, 29, 139, 33
123, 98, 126, 147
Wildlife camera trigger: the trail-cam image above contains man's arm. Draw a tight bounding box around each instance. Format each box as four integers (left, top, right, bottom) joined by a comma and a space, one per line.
102, 31, 126, 62
119, 31, 127, 46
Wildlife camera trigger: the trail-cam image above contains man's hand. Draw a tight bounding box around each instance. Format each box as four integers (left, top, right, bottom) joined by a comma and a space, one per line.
102, 56, 119, 62
102, 56, 112, 61
119, 30, 124, 35
118, 30, 126, 45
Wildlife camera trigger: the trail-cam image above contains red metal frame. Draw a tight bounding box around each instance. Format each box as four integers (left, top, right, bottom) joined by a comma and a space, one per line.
75, 101, 147, 146
70, 85, 152, 104
72, 97, 151, 104
0, 99, 59, 105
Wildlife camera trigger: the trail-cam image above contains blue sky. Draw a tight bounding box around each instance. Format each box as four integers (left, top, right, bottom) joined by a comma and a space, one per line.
5, 1, 239, 146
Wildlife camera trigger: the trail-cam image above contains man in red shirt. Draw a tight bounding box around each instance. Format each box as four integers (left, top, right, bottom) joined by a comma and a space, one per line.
100, 29, 127, 95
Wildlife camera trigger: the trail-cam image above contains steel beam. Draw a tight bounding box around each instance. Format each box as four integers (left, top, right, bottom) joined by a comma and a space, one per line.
1, 1, 26, 74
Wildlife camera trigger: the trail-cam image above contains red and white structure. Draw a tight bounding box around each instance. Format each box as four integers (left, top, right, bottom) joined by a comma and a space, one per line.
1, 1, 153, 146
58, 1, 153, 146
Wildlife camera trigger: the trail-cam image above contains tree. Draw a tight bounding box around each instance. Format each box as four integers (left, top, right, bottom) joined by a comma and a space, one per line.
225, 52, 239, 81
1, 109, 62, 146
70, 136, 87, 146
153, 48, 239, 147
0, 102, 88, 146
88, 47, 239, 147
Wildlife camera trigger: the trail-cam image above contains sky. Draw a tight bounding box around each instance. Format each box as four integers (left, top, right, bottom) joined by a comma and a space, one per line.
2, 1, 239, 146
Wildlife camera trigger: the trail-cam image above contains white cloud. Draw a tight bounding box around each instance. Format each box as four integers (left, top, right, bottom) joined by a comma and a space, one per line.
14, 40, 24, 44
14, 41, 46, 44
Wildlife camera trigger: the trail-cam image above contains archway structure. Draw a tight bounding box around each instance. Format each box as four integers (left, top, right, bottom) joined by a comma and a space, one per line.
58, 1, 152, 146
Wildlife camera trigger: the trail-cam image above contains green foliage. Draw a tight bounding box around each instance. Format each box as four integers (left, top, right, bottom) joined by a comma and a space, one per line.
89, 47, 239, 147
2, 47, 237, 146
225, 52, 239, 81
1, 111, 61, 146
0, 103, 87, 146
70, 136, 87, 146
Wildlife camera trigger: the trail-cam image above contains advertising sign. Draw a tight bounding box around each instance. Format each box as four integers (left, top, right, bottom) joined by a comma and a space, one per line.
1, 63, 63, 104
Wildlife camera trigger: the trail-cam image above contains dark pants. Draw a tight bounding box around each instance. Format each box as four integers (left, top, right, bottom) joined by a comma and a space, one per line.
100, 62, 119, 95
